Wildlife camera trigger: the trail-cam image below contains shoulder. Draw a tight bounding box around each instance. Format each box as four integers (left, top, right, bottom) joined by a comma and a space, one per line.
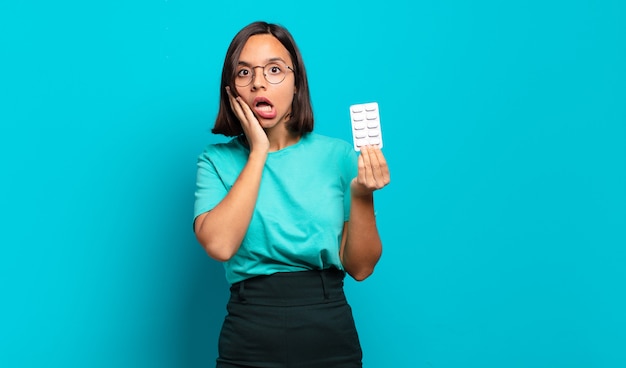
198, 137, 246, 161
303, 132, 354, 154
301, 133, 357, 175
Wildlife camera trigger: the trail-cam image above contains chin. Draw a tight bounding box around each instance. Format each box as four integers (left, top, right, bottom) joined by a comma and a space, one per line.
259, 119, 280, 129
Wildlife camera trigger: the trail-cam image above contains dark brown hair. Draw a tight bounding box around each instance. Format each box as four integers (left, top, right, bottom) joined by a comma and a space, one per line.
211, 21, 314, 137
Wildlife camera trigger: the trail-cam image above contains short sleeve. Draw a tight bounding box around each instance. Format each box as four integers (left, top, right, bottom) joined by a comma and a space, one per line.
193, 150, 228, 224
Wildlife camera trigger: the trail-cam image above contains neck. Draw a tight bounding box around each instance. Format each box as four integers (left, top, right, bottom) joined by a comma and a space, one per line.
266, 126, 300, 151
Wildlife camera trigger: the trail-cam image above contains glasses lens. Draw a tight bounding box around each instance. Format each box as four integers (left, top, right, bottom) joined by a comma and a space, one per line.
235, 67, 252, 87
234, 63, 291, 86
264, 63, 287, 84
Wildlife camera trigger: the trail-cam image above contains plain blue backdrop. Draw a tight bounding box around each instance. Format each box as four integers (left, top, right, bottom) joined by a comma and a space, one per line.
1, 0, 625, 367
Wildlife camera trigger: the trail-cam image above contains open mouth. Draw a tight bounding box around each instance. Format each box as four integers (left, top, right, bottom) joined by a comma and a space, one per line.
253, 97, 277, 119
256, 101, 272, 111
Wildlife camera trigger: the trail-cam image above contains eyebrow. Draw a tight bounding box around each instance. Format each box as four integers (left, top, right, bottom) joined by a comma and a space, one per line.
237, 57, 287, 66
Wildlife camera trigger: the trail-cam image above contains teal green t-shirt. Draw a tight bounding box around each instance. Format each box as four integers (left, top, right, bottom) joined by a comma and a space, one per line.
194, 132, 358, 284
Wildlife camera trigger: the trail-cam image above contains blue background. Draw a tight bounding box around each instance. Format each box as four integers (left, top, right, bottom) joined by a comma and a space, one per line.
2, 0, 625, 367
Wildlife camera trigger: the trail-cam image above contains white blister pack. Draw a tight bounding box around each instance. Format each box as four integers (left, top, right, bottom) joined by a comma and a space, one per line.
349, 102, 383, 151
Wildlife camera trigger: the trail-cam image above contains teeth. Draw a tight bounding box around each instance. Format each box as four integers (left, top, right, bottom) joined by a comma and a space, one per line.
257, 105, 272, 112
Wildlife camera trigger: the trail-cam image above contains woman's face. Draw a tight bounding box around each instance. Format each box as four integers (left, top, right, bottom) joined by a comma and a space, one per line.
234, 34, 296, 130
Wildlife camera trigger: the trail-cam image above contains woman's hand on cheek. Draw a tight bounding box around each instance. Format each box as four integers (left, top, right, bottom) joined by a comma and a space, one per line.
351, 146, 391, 198
226, 87, 270, 153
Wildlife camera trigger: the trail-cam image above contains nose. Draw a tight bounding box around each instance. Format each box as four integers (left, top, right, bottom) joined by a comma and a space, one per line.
251, 66, 266, 89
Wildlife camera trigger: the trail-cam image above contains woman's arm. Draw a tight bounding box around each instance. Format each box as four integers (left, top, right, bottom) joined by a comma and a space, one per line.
194, 87, 270, 262
340, 146, 390, 281
194, 151, 266, 261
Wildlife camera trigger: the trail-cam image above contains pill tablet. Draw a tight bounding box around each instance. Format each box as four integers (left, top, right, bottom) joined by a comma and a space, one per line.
349, 102, 383, 151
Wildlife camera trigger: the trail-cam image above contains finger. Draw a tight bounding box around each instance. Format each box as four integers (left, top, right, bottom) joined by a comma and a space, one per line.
226, 87, 245, 121
356, 150, 367, 185
359, 146, 374, 187
227, 90, 262, 135
237, 97, 259, 126
364, 146, 384, 187
370, 148, 390, 189
225, 87, 257, 125
361, 146, 390, 190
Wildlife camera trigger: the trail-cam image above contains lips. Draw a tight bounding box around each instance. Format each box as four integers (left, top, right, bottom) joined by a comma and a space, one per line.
253, 97, 277, 119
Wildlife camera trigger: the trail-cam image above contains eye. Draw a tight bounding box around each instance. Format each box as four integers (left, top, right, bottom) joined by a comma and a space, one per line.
266, 64, 283, 75
237, 68, 251, 77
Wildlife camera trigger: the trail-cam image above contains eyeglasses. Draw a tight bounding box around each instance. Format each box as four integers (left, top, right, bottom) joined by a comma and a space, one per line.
235, 61, 294, 87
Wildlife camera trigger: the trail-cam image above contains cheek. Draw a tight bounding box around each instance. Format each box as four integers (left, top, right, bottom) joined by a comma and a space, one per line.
279, 86, 296, 106
234, 86, 246, 98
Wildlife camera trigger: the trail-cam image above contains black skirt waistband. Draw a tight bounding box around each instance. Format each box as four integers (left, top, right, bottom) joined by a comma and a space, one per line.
229, 268, 347, 306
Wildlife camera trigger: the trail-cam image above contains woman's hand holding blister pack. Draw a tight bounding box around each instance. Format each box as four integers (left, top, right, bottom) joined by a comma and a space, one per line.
349, 102, 390, 197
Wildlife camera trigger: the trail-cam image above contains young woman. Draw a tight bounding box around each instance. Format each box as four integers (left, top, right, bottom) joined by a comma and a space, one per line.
193, 21, 390, 368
